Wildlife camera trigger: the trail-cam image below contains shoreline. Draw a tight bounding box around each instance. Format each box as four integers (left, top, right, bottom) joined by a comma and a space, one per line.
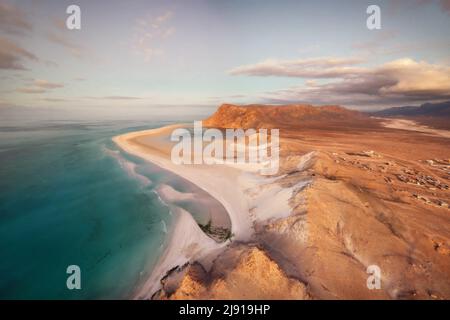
113, 124, 256, 240
113, 124, 255, 299
113, 123, 320, 299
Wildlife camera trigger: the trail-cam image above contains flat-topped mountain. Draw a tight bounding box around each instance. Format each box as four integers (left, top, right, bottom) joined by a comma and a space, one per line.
203, 103, 365, 129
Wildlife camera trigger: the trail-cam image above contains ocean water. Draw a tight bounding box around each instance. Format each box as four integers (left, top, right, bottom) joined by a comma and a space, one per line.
0, 119, 179, 299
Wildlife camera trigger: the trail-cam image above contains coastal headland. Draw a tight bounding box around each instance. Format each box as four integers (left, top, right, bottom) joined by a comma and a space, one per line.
114, 103, 450, 300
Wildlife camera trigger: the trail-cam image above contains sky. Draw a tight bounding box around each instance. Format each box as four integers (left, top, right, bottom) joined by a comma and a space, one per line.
0, 0, 449, 115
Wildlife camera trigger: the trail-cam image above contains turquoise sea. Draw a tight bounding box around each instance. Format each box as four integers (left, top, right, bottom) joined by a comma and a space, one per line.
0, 116, 201, 299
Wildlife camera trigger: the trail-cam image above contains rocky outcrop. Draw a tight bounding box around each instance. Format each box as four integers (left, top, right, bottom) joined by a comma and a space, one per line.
156, 145, 450, 300
155, 245, 311, 300
203, 103, 365, 129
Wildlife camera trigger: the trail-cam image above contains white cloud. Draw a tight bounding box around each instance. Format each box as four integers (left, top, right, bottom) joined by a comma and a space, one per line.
33, 79, 64, 89
229, 57, 450, 109
229, 57, 365, 78
17, 79, 64, 94
17, 87, 46, 94
132, 11, 175, 62
154, 11, 173, 24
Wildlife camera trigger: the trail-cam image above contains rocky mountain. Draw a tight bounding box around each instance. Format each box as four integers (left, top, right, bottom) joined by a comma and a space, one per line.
203, 103, 365, 129
373, 101, 450, 117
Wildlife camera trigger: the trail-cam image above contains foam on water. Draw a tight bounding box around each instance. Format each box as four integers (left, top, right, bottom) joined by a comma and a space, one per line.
103, 146, 152, 187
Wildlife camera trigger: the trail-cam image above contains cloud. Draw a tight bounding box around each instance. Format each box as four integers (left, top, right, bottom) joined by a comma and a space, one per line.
440, 0, 450, 13
52, 17, 67, 31
84, 96, 143, 100
44, 60, 59, 68
207, 94, 249, 104
101, 96, 142, 100
389, 0, 450, 16
17, 79, 64, 94
0, 1, 31, 34
0, 36, 37, 70
132, 11, 176, 62
46, 16, 93, 59
229, 57, 365, 78
155, 11, 173, 23
230, 57, 450, 109
40, 98, 70, 103
17, 87, 46, 94
47, 32, 84, 58
33, 79, 64, 89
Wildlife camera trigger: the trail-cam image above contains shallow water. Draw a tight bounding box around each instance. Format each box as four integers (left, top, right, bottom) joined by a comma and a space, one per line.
0, 119, 177, 299
0, 116, 232, 299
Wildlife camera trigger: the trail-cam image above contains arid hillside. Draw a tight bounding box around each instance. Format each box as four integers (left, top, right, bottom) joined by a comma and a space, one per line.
203, 103, 369, 129
154, 104, 450, 300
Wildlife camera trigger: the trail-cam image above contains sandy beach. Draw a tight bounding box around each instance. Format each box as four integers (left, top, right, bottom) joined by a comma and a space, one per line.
113, 122, 314, 299
113, 125, 268, 298
114, 125, 232, 298
113, 124, 255, 239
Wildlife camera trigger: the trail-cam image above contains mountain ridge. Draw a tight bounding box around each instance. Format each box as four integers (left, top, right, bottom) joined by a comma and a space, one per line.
372, 100, 450, 117
203, 103, 365, 129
